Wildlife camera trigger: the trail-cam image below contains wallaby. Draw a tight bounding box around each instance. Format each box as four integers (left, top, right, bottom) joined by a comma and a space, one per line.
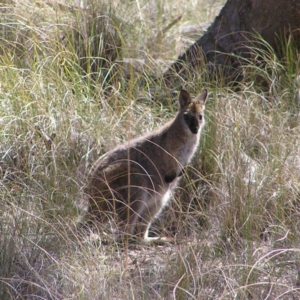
86, 88, 208, 242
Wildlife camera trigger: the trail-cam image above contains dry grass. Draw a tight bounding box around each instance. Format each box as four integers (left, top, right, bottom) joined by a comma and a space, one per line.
1, 0, 300, 299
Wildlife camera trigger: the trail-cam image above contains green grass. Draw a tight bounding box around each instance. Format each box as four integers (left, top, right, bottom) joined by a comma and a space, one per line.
1, 0, 300, 299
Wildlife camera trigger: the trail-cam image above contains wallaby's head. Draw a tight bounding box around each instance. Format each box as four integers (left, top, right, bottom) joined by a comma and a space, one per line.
178, 89, 208, 134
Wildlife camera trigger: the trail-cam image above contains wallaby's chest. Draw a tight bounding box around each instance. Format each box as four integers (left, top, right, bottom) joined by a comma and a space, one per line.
175, 136, 199, 166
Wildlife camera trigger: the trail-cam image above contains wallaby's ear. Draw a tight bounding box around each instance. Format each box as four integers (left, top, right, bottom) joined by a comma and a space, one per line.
194, 89, 208, 104
178, 89, 192, 108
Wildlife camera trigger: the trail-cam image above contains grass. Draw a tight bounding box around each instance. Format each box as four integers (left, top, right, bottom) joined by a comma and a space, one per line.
1, 0, 300, 299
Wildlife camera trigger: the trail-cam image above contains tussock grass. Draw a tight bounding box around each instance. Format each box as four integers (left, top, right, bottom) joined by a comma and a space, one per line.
1, 0, 300, 299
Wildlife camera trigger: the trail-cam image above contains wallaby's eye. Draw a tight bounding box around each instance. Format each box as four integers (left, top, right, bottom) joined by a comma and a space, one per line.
199, 114, 203, 121
183, 113, 189, 121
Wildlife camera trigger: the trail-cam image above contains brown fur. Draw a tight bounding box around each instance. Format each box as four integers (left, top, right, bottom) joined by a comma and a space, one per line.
86, 89, 208, 242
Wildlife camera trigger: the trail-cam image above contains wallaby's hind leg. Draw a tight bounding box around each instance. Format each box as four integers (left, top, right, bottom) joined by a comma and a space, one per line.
113, 188, 162, 242
129, 201, 156, 240
116, 191, 154, 241
104, 164, 159, 241
88, 162, 172, 243
128, 193, 174, 242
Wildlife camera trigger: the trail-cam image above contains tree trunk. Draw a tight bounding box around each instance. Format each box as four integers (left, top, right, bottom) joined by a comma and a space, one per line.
164, 0, 300, 86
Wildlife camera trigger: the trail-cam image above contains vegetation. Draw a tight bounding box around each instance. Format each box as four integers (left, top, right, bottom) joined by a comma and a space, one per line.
1, 0, 300, 299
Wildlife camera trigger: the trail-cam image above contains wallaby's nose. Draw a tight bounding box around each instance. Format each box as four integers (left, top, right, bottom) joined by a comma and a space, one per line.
191, 127, 198, 134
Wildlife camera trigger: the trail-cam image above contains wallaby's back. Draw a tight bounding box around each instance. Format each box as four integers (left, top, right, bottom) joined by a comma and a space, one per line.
86, 89, 208, 242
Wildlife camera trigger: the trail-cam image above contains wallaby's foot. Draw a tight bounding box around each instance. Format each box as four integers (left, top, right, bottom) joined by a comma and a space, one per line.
115, 235, 174, 247
143, 236, 174, 244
